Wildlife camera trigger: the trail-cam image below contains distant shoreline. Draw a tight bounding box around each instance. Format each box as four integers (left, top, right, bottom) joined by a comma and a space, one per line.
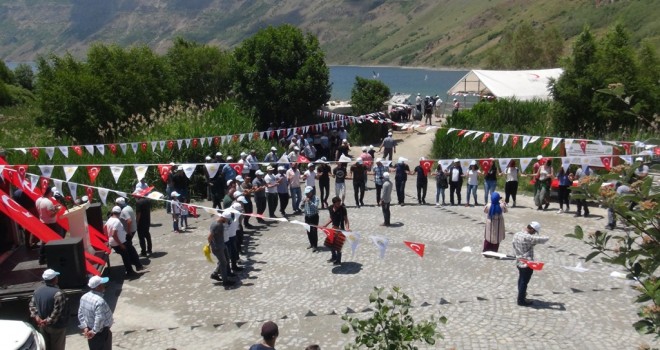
328, 64, 470, 72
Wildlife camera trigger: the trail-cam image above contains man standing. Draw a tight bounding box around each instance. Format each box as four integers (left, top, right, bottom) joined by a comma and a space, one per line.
222, 156, 238, 183
412, 158, 428, 204
134, 192, 152, 257
287, 163, 303, 213
78, 275, 113, 350
393, 158, 411, 206
29, 269, 68, 350
115, 197, 137, 244
448, 159, 463, 206
275, 166, 290, 216
372, 158, 386, 204
380, 172, 393, 227
350, 159, 366, 207
512, 222, 549, 306
252, 170, 267, 223
332, 161, 348, 202
246, 150, 260, 179
36, 187, 64, 264
208, 212, 235, 286
573, 165, 591, 217
378, 132, 396, 161
302, 163, 317, 195
104, 206, 144, 277
264, 166, 280, 218
263, 147, 279, 166
302, 186, 320, 252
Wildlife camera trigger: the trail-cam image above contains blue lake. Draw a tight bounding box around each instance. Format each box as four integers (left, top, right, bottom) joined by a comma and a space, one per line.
329, 66, 468, 101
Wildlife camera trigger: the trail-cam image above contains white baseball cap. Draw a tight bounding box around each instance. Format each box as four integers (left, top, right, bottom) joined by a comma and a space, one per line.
170, 191, 180, 197
88, 275, 109, 289
383, 172, 390, 179
362, 147, 367, 151
255, 170, 264, 176
111, 206, 122, 214
226, 156, 233, 161
42, 269, 60, 281
231, 202, 244, 210
115, 197, 126, 205
215, 152, 222, 157
387, 132, 392, 136
205, 155, 212, 161
235, 175, 244, 183
226, 180, 234, 187
304, 186, 314, 194
237, 196, 248, 204
529, 221, 541, 233
270, 146, 277, 151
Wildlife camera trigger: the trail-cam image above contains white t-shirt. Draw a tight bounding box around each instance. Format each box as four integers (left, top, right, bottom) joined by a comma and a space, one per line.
227, 212, 241, 239
36, 197, 57, 224
287, 169, 301, 188
120, 205, 137, 233
105, 216, 126, 247
265, 174, 278, 194
238, 159, 250, 174
539, 165, 551, 181
635, 165, 649, 177
506, 167, 519, 182
467, 169, 479, 186
451, 168, 460, 182
304, 170, 316, 187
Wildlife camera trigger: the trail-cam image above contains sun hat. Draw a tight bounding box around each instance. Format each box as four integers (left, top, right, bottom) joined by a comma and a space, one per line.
42, 269, 60, 281
111, 206, 122, 214
88, 275, 109, 289
529, 221, 541, 233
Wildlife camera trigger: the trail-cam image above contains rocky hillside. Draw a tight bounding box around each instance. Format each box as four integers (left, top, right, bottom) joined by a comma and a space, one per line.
1, 0, 658, 66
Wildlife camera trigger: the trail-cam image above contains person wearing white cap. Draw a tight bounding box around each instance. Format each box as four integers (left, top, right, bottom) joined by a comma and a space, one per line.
35, 186, 65, 264
512, 222, 549, 306
238, 152, 251, 178
226, 202, 245, 274
208, 212, 235, 286
115, 196, 138, 244
452, 98, 460, 114
378, 132, 396, 161
222, 156, 238, 182
301, 186, 321, 251
415, 93, 422, 114
372, 158, 387, 204
380, 172, 393, 226
287, 163, 303, 214
350, 158, 367, 207
448, 158, 464, 206
165, 163, 177, 214
251, 170, 268, 222
265, 165, 281, 218
276, 166, 290, 216
393, 157, 411, 206
78, 275, 113, 348
332, 160, 348, 202
335, 138, 350, 161
634, 157, 649, 180
412, 157, 429, 204
29, 269, 67, 350
316, 157, 332, 208
246, 149, 260, 178
105, 206, 144, 277
264, 146, 279, 165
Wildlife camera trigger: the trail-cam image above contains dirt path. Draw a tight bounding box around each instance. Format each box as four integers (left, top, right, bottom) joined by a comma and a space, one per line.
349, 122, 442, 163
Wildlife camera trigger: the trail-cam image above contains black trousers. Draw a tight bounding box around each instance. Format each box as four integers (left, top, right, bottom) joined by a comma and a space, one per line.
504, 181, 518, 204
576, 199, 590, 215
517, 267, 534, 303
267, 193, 279, 217
449, 181, 462, 205
243, 198, 253, 224
304, 214, 319, 248
381, 202, 391, 225
278, 192, 290, 214
137, 226, 152, 254
383, 148, 393, 161
319, 179, 330, 204
558, 186, 571, 210
255, 196, 267, 215
416, 180, 427, 203
353, 181, 365, 205
88, 327, 112, 350
375, 184, 383, 204
395, 179, 406, 204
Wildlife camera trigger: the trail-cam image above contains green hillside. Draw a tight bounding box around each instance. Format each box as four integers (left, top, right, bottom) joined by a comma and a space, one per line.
0, 0, 658, 67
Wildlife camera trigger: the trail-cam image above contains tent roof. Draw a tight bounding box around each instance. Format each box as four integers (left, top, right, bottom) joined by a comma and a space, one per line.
447, 68, 563, 101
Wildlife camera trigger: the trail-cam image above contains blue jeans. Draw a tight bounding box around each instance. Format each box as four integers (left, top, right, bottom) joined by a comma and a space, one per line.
517, 266, 534, 303
466, 184, 478, 204
290, 187, 302, 212
435, 184, 446, 204
484, 180, 497, 203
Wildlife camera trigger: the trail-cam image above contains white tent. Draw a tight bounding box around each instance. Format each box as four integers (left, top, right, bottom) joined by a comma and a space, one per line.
447, 68, 563, 101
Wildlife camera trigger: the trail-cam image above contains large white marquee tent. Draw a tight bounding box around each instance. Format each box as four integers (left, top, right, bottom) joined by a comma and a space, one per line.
447, 68, 564, 101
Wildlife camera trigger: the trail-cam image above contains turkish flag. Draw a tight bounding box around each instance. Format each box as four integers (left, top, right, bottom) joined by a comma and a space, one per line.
621, 142, 632, 154
322, 227, 336, 244
13, 165, 28, 181
41, 178, 50, 192
457, 129, 467, 136
188, 205, 198, 218
297, 155, 310, 163
167, 140, 174, 150
420, 160, 434, 176
86, 186, 94, 201
520, 259, 544, 271
140, 142, 148, 153
134, 186, 154, 197
404, 241, 425, 257
87, 166, 101, 183
512, 135, 520, 148
479, 159, 492, 174
109, 144, 118, 155
192, 138, 199, 148
481, 132, 491, 143
158, 165, 172, 183
655, 147, 660, 156
230, 163, 244, 174
30, 148, 40, 160
72, 145, 83, 156
541, 138, 551, 149
579, 140, 588, 153
600, 156, 612, 171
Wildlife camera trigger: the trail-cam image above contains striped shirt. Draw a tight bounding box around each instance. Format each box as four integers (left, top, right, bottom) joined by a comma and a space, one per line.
78, 290, 113, 333
303, 195, 320, 216
512, 231, 549, 268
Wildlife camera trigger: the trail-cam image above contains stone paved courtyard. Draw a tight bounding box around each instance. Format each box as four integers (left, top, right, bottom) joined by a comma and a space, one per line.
63, 184, 655, 350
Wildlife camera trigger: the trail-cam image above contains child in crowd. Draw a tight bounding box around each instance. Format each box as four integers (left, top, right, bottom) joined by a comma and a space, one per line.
171, 192, 182, 233
180, 198, 189, 231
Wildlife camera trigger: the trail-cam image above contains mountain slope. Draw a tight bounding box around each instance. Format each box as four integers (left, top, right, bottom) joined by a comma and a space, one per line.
1, 0, 658, 66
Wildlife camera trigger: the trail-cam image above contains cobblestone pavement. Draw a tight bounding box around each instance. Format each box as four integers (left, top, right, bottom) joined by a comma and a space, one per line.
65, 182, 655, 350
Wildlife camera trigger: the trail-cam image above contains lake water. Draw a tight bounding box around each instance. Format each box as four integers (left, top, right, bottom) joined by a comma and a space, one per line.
329, 66, 468, 101
5, 61, 469, 102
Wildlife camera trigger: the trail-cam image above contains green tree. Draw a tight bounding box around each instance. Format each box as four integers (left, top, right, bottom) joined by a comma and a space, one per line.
350, 76, 390, 115
486, 22, 563, 69
13, 63, 35, 90
232, 24, 331, 128
565, 164, 659, 337
0, 81, 11, 106
341, 286, 445, 349
166, 37, 233, 103
550, 26, 601, 135
0, 61, 14, 84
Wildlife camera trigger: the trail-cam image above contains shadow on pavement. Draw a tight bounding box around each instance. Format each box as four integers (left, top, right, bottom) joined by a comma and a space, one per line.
331, 262, 362, 275
388, 222, 405, 228
529, 299, 566, 311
